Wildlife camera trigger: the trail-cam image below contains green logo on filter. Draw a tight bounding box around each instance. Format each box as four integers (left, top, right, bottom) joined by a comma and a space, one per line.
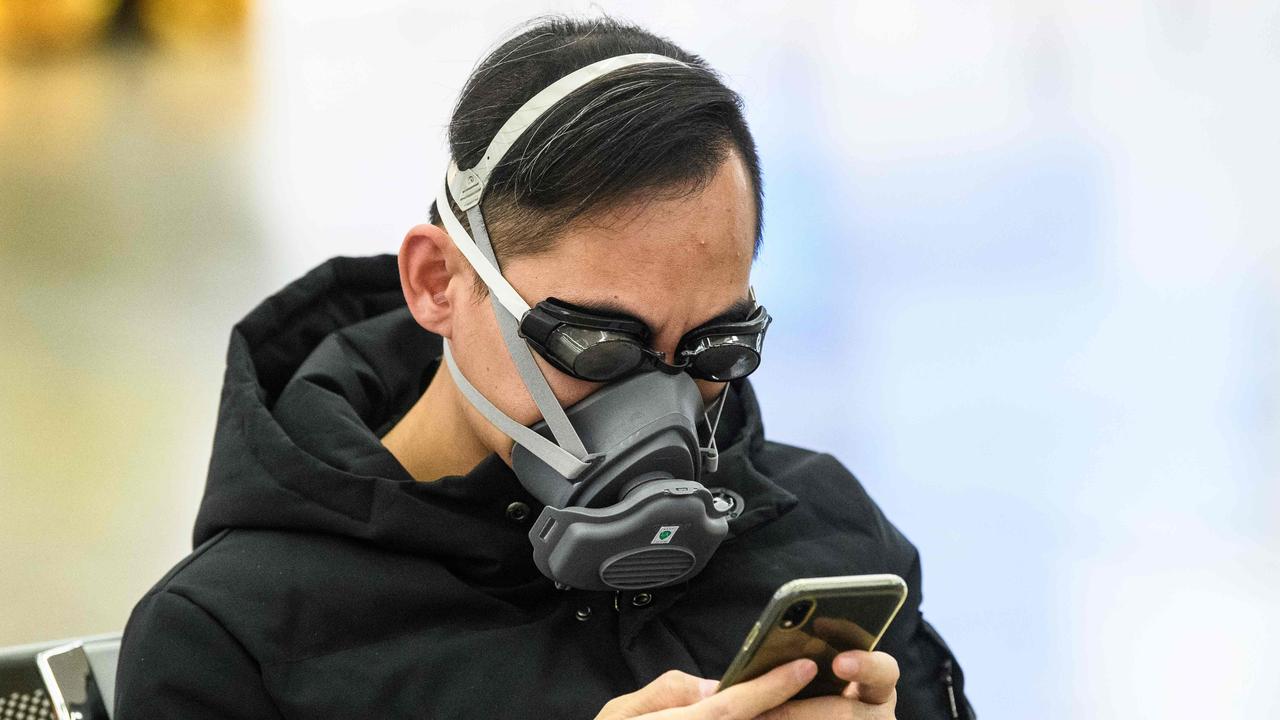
651, 525, 679, 544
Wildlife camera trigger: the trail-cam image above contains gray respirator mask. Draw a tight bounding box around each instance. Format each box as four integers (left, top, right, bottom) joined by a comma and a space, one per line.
434, 54, 740, 591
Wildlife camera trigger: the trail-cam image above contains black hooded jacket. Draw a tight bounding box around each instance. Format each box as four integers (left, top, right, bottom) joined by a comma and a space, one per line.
113, 255, 975, 719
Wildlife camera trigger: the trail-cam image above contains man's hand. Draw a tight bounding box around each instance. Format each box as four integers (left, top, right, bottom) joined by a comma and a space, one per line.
755, 649, 900, 719
594, 658, 818, 719
593, 649, 900, 719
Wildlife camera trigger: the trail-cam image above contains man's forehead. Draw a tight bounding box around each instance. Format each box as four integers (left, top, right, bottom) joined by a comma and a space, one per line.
500, 150, 756, 331
518, 225, 754, 332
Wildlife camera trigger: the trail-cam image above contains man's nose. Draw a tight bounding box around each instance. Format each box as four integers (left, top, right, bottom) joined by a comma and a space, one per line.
649, 326, 688, 364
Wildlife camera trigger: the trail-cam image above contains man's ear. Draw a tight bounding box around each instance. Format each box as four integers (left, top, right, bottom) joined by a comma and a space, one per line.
399, 223, 466, 338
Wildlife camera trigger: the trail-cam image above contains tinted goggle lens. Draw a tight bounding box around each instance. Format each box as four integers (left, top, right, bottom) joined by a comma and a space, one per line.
573, 340, 647, 381
687, 339, 761, 381
548, 327, 646, 381
678, 305, 770, 381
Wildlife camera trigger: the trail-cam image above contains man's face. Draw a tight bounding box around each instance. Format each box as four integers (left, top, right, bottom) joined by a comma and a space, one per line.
448, 150, 757, 463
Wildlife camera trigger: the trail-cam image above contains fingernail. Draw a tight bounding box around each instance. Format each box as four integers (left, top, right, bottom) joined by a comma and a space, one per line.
836, 655, 859, 675
698, 678, 720, 698
794, 659, 818, 682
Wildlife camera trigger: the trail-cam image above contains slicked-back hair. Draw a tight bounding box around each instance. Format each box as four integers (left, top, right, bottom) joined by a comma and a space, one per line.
429, 16, 763, 295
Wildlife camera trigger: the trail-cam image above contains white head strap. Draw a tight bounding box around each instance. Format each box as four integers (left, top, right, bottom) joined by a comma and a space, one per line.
447, 53, 688, 213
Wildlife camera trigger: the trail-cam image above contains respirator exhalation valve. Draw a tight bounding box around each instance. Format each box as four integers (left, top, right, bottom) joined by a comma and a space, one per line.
601, 546, 696, 590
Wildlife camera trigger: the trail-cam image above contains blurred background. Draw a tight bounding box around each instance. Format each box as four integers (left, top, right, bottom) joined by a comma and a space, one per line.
2, 0, 1277, 717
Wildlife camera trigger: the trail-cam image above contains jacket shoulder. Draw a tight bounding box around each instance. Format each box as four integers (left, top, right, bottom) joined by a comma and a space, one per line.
756, 440, 918, 563
131, 528, 475, 665
116, 541, 287, 719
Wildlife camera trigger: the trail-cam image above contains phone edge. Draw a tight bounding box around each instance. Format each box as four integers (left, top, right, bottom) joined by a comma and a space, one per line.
716, 573, 908, 692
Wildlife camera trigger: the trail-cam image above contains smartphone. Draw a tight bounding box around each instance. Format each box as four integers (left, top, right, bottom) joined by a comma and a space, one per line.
36, 642, 111, 720
717, 574, 908, 700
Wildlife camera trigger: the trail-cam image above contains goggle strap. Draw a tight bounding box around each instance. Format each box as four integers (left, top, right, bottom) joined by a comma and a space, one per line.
438, 171, 593, 469
437, 172, 531, 320
442, 339, 592, 480
467, 204, 592, 461
699, 384, 730, 474
448, 53, 688, 212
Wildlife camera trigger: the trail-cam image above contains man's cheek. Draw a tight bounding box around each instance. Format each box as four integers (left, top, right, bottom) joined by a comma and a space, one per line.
561, 378, 606, 407
696, 379, 726, 406
532, 357, 603, 408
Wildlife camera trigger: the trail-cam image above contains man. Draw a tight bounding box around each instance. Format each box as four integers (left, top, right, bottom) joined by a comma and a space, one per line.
115, 16, 975, 719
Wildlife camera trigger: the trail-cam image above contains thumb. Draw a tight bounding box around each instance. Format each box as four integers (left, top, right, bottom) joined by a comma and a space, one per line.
696, 659, 819, 720
595, 670, 717, 719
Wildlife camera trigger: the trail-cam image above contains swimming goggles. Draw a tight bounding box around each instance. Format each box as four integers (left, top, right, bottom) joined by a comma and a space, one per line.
517, 289, 771, 382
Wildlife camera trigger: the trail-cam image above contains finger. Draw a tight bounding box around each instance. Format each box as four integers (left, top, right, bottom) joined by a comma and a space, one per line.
595, 670, 713, 719
756, 695, 857, 720
843, 687, 898, 715
698, 659, 818, 720
832, 651, 899, 705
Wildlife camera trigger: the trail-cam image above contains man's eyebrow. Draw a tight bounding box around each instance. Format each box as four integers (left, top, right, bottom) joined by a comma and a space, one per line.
568, 295, 755, 335
691, 295, 756, 330
569, 299, 639, 319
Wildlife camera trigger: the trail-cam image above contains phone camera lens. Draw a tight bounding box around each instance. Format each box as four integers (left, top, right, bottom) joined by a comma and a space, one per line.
779, 599, 814, 630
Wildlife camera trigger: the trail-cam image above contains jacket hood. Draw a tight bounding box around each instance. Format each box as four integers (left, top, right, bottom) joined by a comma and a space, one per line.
192, 255, 795, 587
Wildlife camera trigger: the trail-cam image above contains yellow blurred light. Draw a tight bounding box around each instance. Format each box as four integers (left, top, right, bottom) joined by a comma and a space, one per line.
139, 0, 249, 48
0, 0, 120, 57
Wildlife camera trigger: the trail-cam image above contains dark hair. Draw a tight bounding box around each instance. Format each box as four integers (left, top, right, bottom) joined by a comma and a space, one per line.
429, 15, 763, 293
